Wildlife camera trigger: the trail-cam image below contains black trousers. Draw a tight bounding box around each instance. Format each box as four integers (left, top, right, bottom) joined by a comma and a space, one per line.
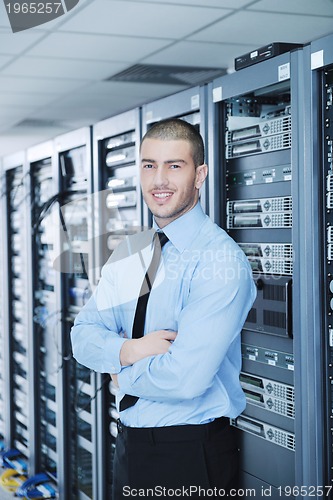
112, 417, 239, 499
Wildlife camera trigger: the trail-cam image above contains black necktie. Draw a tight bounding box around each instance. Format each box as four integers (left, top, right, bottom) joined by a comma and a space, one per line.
119, 231, 169, 412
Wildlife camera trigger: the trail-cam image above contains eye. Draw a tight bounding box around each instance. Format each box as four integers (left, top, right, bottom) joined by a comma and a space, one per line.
170, 164, 180, 169
142, 163, 154, 169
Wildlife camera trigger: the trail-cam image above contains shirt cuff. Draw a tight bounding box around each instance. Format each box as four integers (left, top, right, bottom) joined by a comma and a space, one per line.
103, 336, 128, 374
117, 357, 150, 394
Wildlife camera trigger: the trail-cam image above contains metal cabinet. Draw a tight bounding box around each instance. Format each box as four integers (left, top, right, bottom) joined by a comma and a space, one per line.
93, 109, 142, 500
208, 49, 305, 498
1, 151, 30, 482
54, 127, 95, 500
309, 31, 333, 491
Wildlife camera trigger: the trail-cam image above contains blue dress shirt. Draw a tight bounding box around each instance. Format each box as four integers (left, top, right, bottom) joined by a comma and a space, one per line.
71, 202, 257, 427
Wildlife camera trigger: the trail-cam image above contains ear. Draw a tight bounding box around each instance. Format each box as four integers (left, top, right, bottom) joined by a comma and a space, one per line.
195, 164, 208, 189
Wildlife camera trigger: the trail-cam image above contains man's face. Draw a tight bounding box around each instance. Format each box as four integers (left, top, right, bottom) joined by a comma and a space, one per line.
140, 138, 207, 228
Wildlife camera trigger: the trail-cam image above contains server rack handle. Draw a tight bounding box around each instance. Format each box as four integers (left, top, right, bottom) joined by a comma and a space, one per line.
286, 279, 293, 339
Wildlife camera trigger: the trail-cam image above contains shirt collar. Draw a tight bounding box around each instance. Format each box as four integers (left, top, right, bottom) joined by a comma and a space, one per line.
153, 202, 207, 253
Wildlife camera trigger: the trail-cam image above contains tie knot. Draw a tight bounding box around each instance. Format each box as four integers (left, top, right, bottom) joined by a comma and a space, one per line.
156, 231, 169, 248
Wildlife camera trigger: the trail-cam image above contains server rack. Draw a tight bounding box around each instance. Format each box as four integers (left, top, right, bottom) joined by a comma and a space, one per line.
310, 32, 333, 492
54, 127, 94, 500
92, 109, 142, 500
93, 109, 142, 281
1, 151, 30, 479
0, 161, 5, 453
208, 48, 307, 497
26, 141, 60, 496
141, 86, 208, 223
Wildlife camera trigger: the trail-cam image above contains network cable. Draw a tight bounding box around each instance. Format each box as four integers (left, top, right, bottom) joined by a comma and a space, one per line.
15, 471, 57, 499
0, 448, 27, 474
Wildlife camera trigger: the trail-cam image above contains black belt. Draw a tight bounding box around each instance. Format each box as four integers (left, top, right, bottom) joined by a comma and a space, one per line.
116, 416, 229, 444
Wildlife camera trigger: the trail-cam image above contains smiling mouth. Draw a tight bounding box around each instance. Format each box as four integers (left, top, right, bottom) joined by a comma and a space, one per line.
152, 192, 173, 199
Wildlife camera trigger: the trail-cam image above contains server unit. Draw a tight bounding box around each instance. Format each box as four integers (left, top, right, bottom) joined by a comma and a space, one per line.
208, 48, 304, 498
141, 86, 208, 223
93, 109, 142, 499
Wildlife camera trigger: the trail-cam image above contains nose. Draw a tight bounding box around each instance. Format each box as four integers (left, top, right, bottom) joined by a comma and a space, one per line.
153, 166, 168, 188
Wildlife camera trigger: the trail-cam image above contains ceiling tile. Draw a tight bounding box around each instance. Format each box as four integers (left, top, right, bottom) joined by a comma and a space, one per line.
0, 28, 47, 55
52, 80, 187, 105
189, 11, 333, 46
124, 0, 250, 7
58, 0, 232, 38
247, 0, 333, 16
0, 107, 35, 119
0, 75, 89, 94
81, 80, 187, 99
31, 81, 187, 121
1, 56, 128, 80
26, 32, 172, 61
0, 92, 62, 107
0, 130, 68, 157
33, 0, 93, 29
143, 40, 254, 71
0, 54, 12, 68
0, 119, 28, 134
0, 1, 9, 29
31, 101, 109, 123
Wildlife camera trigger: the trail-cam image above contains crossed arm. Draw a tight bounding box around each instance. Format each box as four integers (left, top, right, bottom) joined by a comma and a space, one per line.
111, 329, 177, 386
72, 250, 256, 402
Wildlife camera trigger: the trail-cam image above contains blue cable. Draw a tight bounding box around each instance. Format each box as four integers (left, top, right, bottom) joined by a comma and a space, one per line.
16, 472, 57, 499
0, 448, 27, 472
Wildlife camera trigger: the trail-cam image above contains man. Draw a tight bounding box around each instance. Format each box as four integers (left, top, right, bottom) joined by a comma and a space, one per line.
71, 118, 256, 498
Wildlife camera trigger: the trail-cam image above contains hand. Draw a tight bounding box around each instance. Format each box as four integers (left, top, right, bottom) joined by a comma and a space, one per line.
120, 330, 177, 366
